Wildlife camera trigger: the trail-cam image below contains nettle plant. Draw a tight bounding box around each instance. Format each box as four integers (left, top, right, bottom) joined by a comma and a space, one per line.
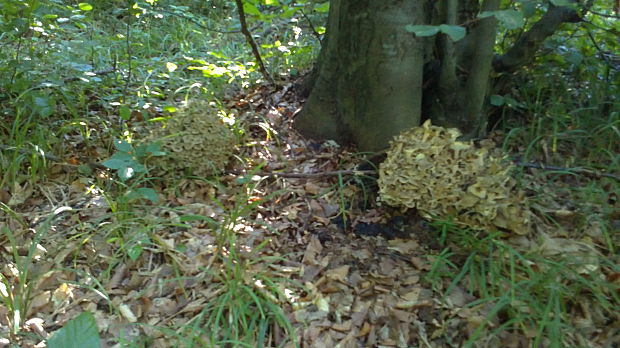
102, 139, 166, 203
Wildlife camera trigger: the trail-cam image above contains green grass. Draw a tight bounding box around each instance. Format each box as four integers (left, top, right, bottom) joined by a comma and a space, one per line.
425, 220, 620, 347
139, 178, 299, 347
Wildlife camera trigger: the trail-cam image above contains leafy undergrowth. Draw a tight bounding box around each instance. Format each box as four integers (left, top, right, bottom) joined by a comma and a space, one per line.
1, 82, 619, 348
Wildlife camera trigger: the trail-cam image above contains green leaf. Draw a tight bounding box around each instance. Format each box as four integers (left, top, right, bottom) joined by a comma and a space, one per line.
127, 244, 143, 260
47, 312, 100, 348
132, 163, 147, 173
78, 3, 93, 11
145, 142, 166, 156
438, 24, 466, 41
78, 164, 93, 175
550, 0, 573, 6
119, 105, 131, 121
33, 95, 55, 118
126, 187, 158, 203
314, 2, 329, 13
521, 0, 538, 17
243, 2, 261, 16
113, 139, 133, 153
478, 10, 525, 30
404, 25, 440, 37
166, 62, 177, 72
101, 158, 128, 170
490, 95, 505, 106
109, 152, 133, 162
136, 187, 158, 203
163, 105, 177, 113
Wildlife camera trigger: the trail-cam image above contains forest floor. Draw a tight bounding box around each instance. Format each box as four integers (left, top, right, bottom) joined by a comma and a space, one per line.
2, 81, 619, 348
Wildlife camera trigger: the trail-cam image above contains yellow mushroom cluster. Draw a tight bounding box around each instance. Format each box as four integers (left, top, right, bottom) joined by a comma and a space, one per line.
149, 101, 235, 178
378, 120, 530, 234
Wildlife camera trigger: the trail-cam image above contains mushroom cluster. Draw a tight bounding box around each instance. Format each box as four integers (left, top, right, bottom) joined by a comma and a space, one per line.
378, 120, 530, 234
149, 101, 235, 178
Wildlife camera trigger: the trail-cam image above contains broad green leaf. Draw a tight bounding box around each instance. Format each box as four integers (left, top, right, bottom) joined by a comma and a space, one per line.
490, 95, 505, 106
134, 144, 148, 158
163, 105, 177, 113
478, 10, 525, 30
78, 164, 93, 175
119, 106, 131, 121
113, 139, 133, 152
101, 158, 128, 170
404, 25, 440, 37
78, 3, 93, 11
47, 312, 100, 348
127, 244, 143, 260
262, 0, 279, 5
132, 163, 147, 173
243, 2, 261, 16
34, 96, 55, 118
135, 187, 158, 203
145, 142, 166, 156
521, 0, 538, 17
438, 24, 466, 41
314, 2, 329, 13
109, 152, 133, 162
281, 7, 300, 18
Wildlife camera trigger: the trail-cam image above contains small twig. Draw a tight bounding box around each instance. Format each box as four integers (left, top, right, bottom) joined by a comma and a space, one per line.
0, 144, 107, 170
154, 8, 242, 34
233, 0, 275, 85
14, 68, 117, 93
5, 144, 617, 183
232, 169, 377, 178
61, 68, 116, 83
587, 10, 620, 19
122, 12, 132, 105
517, 161, 620, 182
235, 162, 619, 183
300, 9, 322, 44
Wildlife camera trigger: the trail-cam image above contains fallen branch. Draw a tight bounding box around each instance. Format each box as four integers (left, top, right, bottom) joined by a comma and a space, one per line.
516, 161, 620, 182
4, 145, 617, 183
235, 162, 620, 183
62, 68, 116, 83
232, 169, 377, 178
0, 145, 107, 170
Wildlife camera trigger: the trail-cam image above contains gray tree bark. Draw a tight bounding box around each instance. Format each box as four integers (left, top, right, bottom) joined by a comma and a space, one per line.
294, 0, 425, 151
294, 0, 585, 151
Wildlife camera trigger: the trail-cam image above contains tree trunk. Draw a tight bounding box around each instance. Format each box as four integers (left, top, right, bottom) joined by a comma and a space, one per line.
294, 0, 425, 151
295, 0, 584, 150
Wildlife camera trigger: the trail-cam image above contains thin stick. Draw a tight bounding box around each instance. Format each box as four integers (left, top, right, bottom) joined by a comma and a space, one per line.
233, 0, 274, 85
231, 169, 377, 178
4, 144, 617, 183
517, 161, 620, 182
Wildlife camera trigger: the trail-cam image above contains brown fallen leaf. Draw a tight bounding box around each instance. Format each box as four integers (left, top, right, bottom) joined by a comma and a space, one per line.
305, 182, 322, 195
331, 319, 352, 332
325, 265, 350, 282
357, 322, 371, 337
